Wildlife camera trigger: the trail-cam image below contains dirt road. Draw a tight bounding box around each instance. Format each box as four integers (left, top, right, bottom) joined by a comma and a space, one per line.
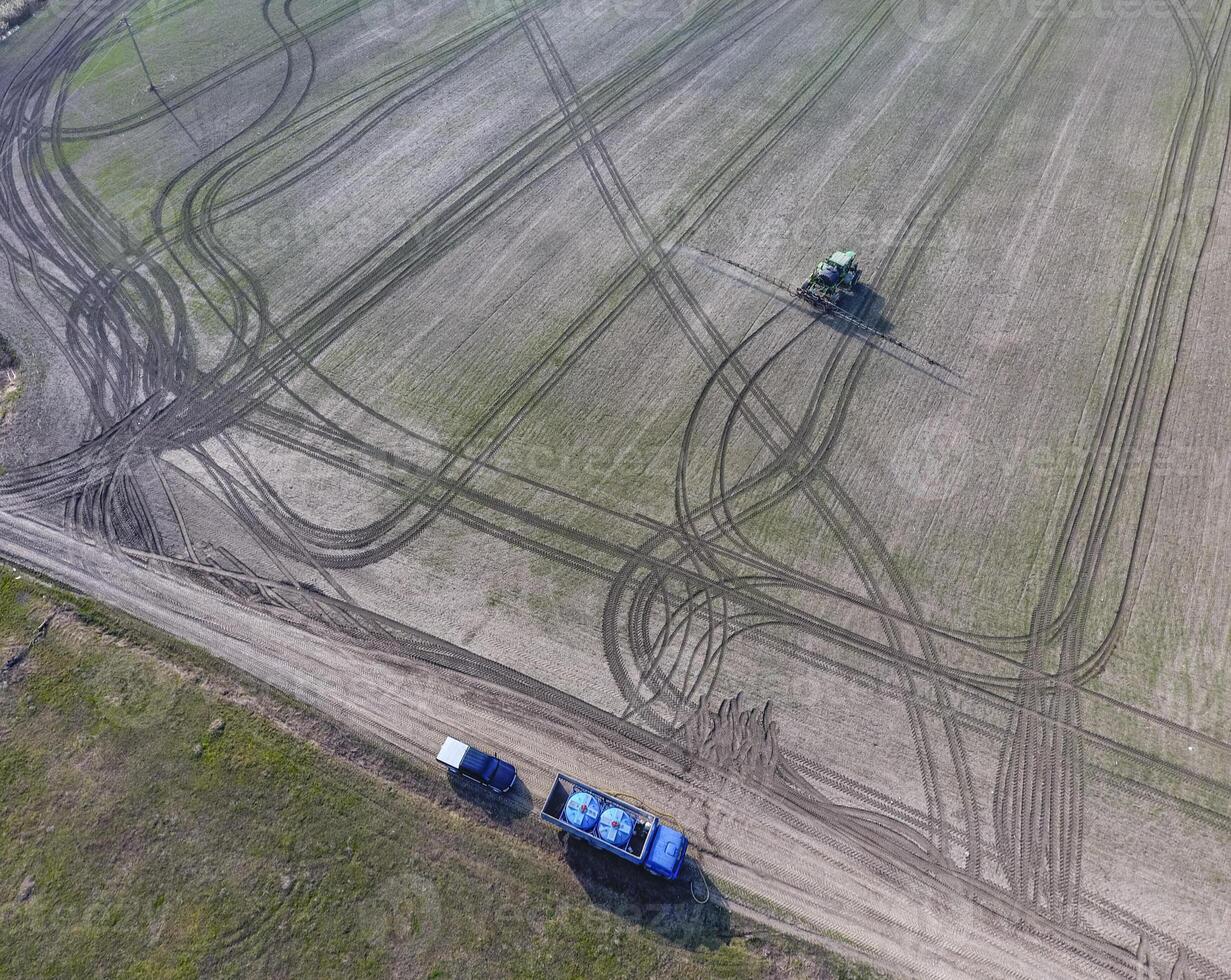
0, 508, 1176, 980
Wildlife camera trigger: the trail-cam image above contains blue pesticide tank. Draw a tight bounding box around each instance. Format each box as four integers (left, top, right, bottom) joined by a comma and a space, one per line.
597, 806, 633, 848
540, 774, 691, 880
564, 791, 600, 831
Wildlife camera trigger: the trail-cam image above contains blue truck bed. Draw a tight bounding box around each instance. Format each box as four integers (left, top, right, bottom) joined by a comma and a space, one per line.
540, 773, 687, 880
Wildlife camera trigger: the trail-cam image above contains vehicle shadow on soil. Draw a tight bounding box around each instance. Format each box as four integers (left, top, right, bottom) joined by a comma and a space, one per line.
559, 834, 731, 950
693, 250, 964, 387
446, 772, 534, 824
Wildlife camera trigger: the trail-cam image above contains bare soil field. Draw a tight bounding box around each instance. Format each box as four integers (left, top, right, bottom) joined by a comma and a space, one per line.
2, 0, 1230, 975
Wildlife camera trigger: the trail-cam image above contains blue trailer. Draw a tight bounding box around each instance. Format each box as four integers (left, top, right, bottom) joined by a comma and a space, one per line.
540, 773, 688, 880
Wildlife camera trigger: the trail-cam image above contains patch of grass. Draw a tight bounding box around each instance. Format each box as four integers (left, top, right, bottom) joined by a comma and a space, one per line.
0, 333, 16, 371
0, 566, 888, 979
88, 148, 158, 240
40, 133, 93, 174
0, 364, 18, 422
0, 372, 22, 427
70, 27, 139, 90
0, 0, 36, 31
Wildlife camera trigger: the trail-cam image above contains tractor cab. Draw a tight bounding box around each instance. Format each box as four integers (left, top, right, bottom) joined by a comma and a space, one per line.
816, 250, 859, 287
799, 248, 861, 308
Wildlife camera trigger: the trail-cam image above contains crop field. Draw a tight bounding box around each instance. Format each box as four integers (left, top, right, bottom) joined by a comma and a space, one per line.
1, 0, 1230, 974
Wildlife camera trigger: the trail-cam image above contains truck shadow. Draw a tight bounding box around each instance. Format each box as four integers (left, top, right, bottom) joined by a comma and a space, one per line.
559, 834, 731, 951
446, 772, 534, 824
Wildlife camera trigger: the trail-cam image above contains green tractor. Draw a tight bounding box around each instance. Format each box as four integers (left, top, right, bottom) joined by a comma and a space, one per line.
797, 249, 860, 309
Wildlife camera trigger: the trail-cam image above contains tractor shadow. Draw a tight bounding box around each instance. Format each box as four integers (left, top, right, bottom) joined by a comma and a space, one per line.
828, 287, 968, 389
831, 286, 897, 336
558, 833, 731, 951
446, 771, 534, 825
844, 286, 891, 331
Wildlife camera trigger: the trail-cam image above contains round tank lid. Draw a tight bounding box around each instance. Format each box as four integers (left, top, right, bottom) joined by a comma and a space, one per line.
565, 791, 599, 831
597, 806, 634, 847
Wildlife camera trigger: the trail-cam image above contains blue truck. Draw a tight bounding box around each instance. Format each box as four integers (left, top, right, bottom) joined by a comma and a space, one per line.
540, 773, 688, 880
436, 736, 517, 793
